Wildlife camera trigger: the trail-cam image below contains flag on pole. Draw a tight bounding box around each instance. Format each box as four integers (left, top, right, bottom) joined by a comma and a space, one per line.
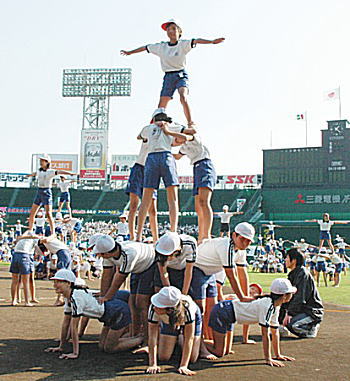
324, 88, 340, 101
296, 114, 304, 120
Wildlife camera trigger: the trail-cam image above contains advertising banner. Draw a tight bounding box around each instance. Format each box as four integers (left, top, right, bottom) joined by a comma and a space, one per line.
80, 130, 108, 179
111, 154, 138, 180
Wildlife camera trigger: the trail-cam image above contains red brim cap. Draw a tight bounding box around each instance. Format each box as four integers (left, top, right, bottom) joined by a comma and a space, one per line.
250, 283, 263, 294
161, 22, 171, 30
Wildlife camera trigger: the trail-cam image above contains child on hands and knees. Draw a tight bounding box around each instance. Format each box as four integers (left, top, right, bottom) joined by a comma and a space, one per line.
207, 278, 296, 367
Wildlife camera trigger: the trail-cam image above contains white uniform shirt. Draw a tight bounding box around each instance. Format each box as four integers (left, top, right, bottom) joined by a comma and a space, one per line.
140, 123, 184, 153
64, 218, 80, 230
58, 181, 70, 193
234, 250, 248, 267
195, 237, 236, 275
116, 222, 129, 236
267, 224, 275, 231
103, 241, 155, 274
43, 238, 68, 254
136, 141, 150, 166
64, 289, 105, 318
146, 39, 194, 72
217, 212, 234, 224
35, 217, 46, 227
15, 224, 22, 232
37, 169, 57, 188
233, 297, 279, 328
317, 220, 334, 231
14, 238, 38, 254
330, 254, 342, 264
179, 134, 210, 165
166, 234, 197, 270
148, 295, 197, 324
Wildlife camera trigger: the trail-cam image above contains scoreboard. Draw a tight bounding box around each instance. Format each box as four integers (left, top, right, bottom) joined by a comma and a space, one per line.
263, 120, 350, 188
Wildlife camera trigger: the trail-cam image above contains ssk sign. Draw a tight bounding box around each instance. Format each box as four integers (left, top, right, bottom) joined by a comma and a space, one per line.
224, 175, 260, 184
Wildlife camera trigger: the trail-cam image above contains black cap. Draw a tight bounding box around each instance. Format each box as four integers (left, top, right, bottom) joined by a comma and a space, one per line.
154, 112, 172, 123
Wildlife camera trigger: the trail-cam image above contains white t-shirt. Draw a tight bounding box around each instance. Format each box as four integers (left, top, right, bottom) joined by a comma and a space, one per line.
43, 238, 68, 254
146, 39, 194, 72
234, 250, 247, 267
64, 289, 105, 318
58, 181, 70, 193
267, 224, 275, 231
233, 297, 279, 328
166, 234, 197, 270
35, 217, 46, 227
136, 141, 150, 166
15, 238, 38, 254
195, 237, 236, 275
15, 224, 22, 232
148, 295, 197, 325
117, 222, 129, 236
140, 123, 184, 153
103, 241, 155, 274
179, 134, 210, 165
37, 169, 57, 188
330, 254, 342, 264
317, 220, 334, 231
217, 212, 234, 224
337, 241, 346, 250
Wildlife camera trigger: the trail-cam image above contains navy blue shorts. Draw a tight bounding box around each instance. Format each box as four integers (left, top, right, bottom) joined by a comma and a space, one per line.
130, 262, 156, 295
220, 223, 230, 233
35, 226, 44, 235
56, 249, 71, 269
160, 304, 202, 337
74, 221, 82, 233
100, 298, 131, 331
10, 252, 34, 275
335, 263, 343, 273
338, 248, 345, 255
193, 159, 216, 196
189, 266, 218, 300
55, 226, 63, 234
309, 262, 316, 270
112, 289, 130, 303
34, 188, 53, 206
144, 152, 179, 189
125, 163, 144, 198
15, 231, 21, 237
316, 262, 326, 272
160, 70, 189, 98
209, 300, 236, 334
320, 231, 331, 240
59, 192, 70, 202
154, 266, 185, 290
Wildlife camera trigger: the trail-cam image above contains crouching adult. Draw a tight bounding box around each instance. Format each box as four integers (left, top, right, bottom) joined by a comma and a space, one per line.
281, 248, 324, 338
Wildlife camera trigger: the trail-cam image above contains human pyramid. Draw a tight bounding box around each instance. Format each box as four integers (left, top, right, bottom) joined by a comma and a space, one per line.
14, 19, 300, 376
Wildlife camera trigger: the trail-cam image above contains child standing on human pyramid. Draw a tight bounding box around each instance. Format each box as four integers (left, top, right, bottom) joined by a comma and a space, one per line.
121, 19, 225, 126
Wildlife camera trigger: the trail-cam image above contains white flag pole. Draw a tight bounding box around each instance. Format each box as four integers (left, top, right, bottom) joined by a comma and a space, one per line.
338, 86, 342, 119
305, 111, 308, 146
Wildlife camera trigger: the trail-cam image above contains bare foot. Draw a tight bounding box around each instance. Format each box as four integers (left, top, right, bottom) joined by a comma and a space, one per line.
132, 345, 149, 354
54, 300, 65, 307
11, 301, 18, 306
25, 302, 33, 307
30, 299, 40, 304
200, 353, 217, 360
242, 339, 256, 345
228, 349, 235, 354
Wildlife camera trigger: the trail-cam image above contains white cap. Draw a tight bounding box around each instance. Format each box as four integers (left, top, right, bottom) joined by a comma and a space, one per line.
64, 214, 70, 219
119, 214, 127, 219
51, 269, 76, 283
56, 212, 62, 219
93, 235, 116, 254
74, 278, 86, 286
88, 233, 104, 248
151, 286, 182, 308
300, 238, 305, 242
319, 247, 327, 253
17, 219, 21, 223
223, 205, 229, 210
161, 19, 182, 31
73, 255, 80, 262
152, 107, 166, 119
155, 232, 181, 255
39, 153, 51, 163
270, 278, 297, 295
51, 254, 58, 260
143, 236, 154, 244
234, 222, 255, 242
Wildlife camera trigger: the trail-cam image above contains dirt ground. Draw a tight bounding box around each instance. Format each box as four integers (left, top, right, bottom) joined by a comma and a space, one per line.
0, 268, 349, 381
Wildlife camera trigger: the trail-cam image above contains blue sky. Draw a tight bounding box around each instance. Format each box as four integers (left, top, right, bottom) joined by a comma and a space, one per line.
1, 0, 349, 175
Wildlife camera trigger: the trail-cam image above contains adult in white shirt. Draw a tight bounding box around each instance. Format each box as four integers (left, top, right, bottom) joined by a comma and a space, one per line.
57, 176, 76, 217
94, 235, 156, 347
305, 213, 349, 253
121, 19, 225, 126
125, 140, 158, 241
214, 205, 243, 238
45, 269, 142, 359
136, 111, 195, 241
27, 154, 76, 237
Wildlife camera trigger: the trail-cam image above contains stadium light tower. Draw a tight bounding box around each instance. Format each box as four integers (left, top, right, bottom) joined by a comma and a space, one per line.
62, 68, 131, 180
